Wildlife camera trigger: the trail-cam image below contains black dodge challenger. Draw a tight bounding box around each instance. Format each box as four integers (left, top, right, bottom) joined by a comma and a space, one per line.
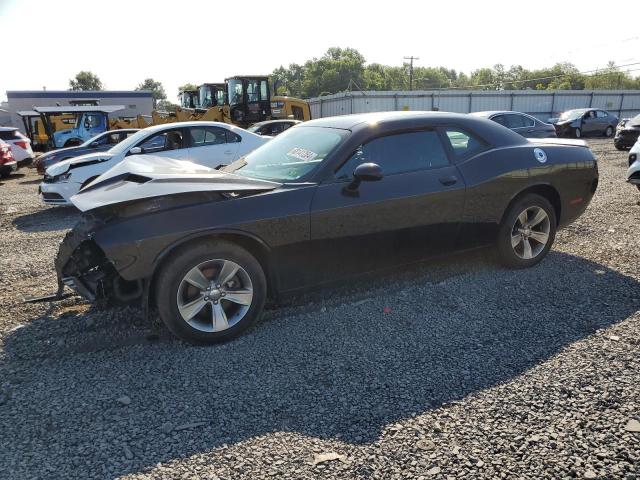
56, 112, 599, 344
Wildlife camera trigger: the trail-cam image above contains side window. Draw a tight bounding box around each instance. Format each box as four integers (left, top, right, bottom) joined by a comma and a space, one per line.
138, 129, 184, 153
190, 127, 227, 147
596, 110, 608, 118
292, 105, 305, 120
335, 130, 449, 180
504, 114, 525, 129
521, 115, 535, 127
226, 131, 241, 143
260, 80, 269, 101
84, 114, 101, 129
492, 115, 506, 126
443, 128, 487, 158
107, 133, 121, 144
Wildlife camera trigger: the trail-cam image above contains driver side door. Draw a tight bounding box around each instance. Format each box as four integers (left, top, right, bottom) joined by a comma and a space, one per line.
307, 129, 467, 284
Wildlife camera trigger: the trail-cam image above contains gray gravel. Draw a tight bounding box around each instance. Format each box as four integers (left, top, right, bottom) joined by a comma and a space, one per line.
0, 138, 638, 479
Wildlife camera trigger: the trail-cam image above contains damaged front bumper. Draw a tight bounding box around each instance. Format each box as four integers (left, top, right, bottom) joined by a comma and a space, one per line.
54, 214, 143, 304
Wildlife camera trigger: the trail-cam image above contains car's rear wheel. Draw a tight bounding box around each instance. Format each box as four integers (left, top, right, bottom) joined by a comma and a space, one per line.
574, 128, 582, 138
497, 194, 557, 269
155, 240, 266, 344
605, 126, 613, 137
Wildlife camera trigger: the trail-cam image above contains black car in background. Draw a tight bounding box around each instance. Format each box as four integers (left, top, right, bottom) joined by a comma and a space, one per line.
471, 111, 556, 138
551, 108, 618, 139
614, 114, 640, 150
247, 119, 301, 136
34, 129, 139, 174
57, 111, 598, 344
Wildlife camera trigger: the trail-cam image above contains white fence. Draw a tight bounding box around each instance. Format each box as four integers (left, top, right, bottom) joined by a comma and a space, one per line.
306, 90, 640, 121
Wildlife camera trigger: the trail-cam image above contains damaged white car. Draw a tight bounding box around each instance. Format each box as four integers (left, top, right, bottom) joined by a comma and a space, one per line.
39, 121, 269, 206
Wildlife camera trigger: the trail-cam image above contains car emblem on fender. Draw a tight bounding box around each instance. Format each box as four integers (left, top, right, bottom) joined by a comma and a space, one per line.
534, 148, 547, 163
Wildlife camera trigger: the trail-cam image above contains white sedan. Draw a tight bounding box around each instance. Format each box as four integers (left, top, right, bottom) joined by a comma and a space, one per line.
40, 121, 269, 206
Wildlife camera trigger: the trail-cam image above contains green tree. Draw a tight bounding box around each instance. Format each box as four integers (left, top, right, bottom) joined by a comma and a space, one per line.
156, 99, 178, 113
302, 47, 367, 97
69, 71, 103, 91
136, 78, 166, 107
178, 83, 198, 92
584, 61, 638, 89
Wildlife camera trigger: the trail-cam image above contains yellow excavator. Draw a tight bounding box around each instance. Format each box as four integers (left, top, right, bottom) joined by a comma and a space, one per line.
152, 76, 311, 128
137, 76, 311, 131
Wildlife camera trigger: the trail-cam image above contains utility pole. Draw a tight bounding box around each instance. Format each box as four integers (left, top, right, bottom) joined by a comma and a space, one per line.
404, 56, 419, 91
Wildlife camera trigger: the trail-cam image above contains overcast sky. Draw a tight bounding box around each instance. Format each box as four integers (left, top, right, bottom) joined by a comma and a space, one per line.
1, 0, 638, 102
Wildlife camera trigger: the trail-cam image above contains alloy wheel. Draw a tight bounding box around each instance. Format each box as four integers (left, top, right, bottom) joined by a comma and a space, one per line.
176, 259, 253, 333
510, 206, 551, 260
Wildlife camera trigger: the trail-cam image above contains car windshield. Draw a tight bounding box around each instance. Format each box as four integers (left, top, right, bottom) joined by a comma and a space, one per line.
222, 126, 347, 181
108, 129, 155, 155
560, 110, 586, 121
79, 131, 107, 147
630, 114, 640, 127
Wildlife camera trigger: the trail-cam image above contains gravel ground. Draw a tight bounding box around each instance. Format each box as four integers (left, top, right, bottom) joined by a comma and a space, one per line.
0, 138, 638, 479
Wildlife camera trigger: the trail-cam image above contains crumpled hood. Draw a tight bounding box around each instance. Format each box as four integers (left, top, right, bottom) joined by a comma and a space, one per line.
70, 155, 282, 212
46, 152, 114, 177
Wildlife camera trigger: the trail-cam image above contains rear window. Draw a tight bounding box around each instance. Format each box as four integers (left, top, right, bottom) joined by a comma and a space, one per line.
444, 129, 488, 158
0, 130, 20, 141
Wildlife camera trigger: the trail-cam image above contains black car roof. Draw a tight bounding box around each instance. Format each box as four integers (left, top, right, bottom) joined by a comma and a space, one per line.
300, 111, 527, 146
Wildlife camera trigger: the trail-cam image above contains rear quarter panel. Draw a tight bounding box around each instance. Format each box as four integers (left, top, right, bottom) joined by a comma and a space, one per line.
455, 143, 597, 248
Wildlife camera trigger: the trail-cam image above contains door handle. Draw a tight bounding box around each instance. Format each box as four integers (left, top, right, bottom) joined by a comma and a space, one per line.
224, 150, 233, 154
439, 175, 458, 186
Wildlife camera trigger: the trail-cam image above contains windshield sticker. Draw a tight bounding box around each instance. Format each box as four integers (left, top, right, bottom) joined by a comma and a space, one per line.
287, 147, 318, 162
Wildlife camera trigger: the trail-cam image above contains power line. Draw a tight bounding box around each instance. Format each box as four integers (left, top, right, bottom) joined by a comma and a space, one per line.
403, 56, 419, 91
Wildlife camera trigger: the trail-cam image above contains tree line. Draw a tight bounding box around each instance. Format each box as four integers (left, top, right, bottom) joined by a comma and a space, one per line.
272, 47, 640, 97
66, 47, 640, 111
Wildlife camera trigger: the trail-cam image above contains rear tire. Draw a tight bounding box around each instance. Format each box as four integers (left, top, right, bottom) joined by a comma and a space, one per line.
155, 240, 267, 345
497, 194, 557, 269
605, 126, 613, 137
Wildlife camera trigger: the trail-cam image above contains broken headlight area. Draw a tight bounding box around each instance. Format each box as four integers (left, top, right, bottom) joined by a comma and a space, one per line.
55, 216, 142, 304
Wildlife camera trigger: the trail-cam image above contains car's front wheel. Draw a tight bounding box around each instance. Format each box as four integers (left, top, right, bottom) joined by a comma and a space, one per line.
574, 128, 582, 138
614, 142, 626, 151
497, 194, 557, 269
155, 240, 267, 344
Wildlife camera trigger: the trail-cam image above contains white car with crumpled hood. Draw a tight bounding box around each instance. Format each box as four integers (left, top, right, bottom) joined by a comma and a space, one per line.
40, 121, 269, 206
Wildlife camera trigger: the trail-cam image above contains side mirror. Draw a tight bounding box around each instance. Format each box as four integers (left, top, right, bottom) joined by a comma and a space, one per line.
343, 162, 383, 196
89, 141, 100, 148
128, 146, 142, 155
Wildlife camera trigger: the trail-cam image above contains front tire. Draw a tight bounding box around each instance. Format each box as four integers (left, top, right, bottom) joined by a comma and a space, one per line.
614, 142, 626, 151
497, 194, 557, 269
574, 128, 582, 138
155, 240, 266, 345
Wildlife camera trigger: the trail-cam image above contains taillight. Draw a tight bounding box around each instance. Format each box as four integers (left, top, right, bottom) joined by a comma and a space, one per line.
0, 146, 14, 164
15, 140, 29, 150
